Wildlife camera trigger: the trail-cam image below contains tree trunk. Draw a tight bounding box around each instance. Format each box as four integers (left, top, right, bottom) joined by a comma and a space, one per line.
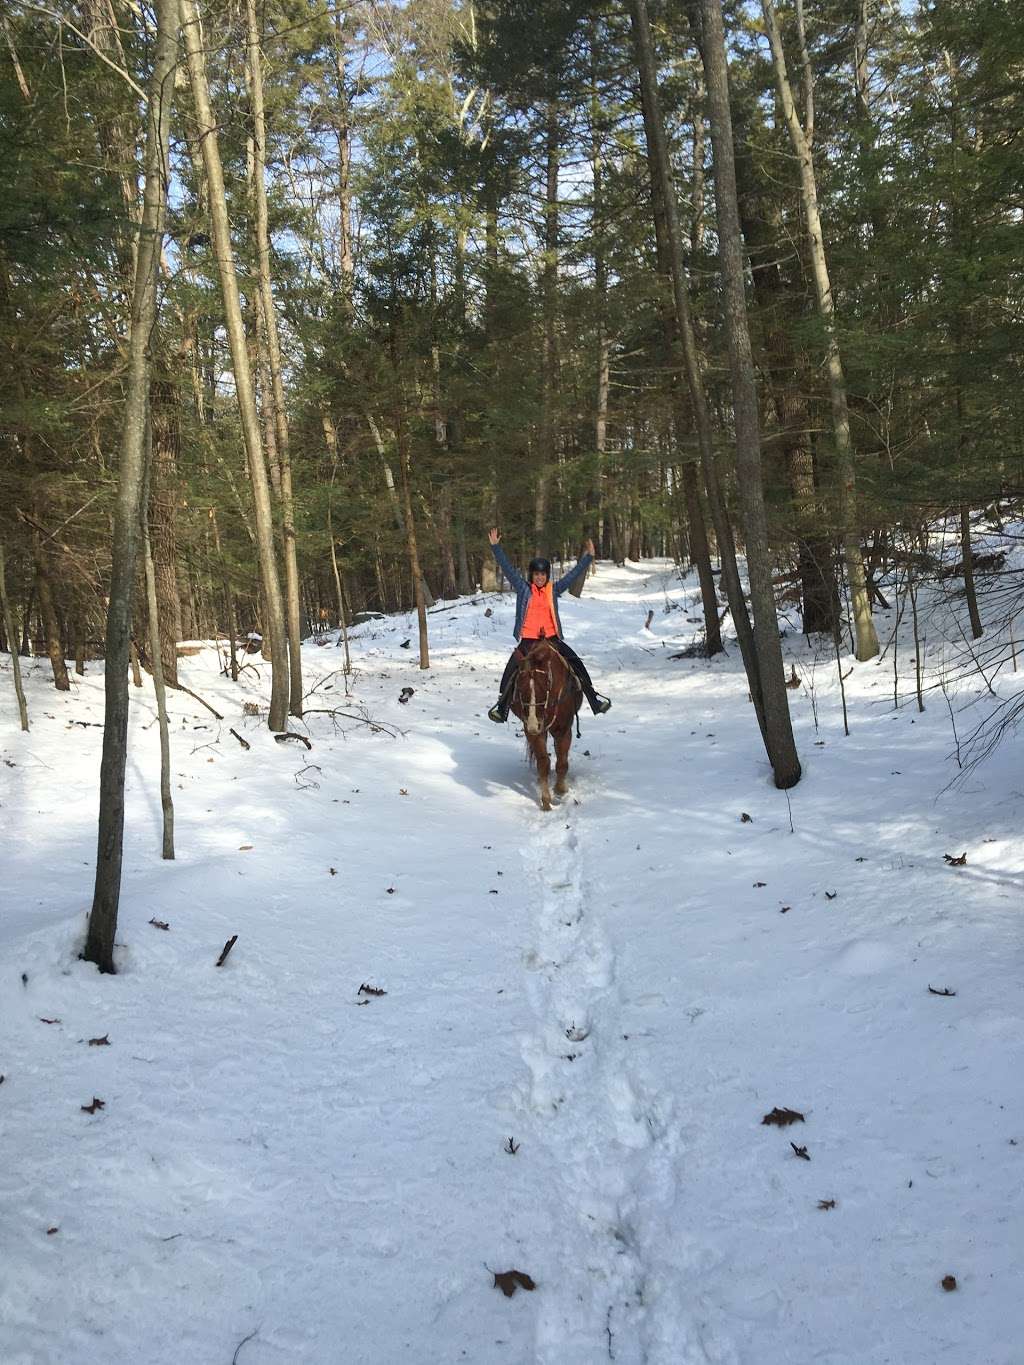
395, 407, 429, 669
629, 0, 764, 740
699, 0, 801, 787
149, 378, 181, 686
0, 544, 29, 729
33, 531, 71, 691
536, 101, 560, 549
761, 0, 878, 661
245, 0, 303, 716
85, 0, 178, 974
179, 0, 289, 730
142, 443, 174, 860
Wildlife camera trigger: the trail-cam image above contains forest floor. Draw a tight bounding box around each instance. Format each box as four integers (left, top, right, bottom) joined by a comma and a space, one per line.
1, 546, 1023, 1365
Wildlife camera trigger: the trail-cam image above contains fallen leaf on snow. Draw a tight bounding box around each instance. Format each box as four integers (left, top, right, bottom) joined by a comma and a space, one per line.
504, 1137, 520, 1155
791, 1143, 811, 1161
740, 812, 752, 823
928, 985, 957, 997
358, 983, 386, 997
81, 1098, 105, 1114
762, 1107, 805, 1127
149, 917, 170, 930
493, 1269, 536, 1298
39, 1018, 61, 1026
825, 891, 838, 900
399, 788, 409, 796
817, 1199, 836, 1210
215, 935, 238, 967
46, 1227, 59, 1235
87, 1035, 110, 1047
943, 852, 967, 866
941, 1275, 957, 1292
238, 845, 253, 851
753, 881, 767, 888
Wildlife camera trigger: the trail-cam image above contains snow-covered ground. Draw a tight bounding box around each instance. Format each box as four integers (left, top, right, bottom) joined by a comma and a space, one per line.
2, 553, 1022, 1365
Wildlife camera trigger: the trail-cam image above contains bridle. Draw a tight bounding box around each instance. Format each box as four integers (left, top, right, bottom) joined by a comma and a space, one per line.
515, 639, 579, 738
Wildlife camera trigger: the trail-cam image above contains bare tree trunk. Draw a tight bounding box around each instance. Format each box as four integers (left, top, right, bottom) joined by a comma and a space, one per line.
33, 530, 70, 691
179, 0, 289, 730
85, 0, 178, 974
699, 0, 801, 787
395, 406, 430, 669
142, 444, 174, 860
0, 544, 29, 729
761, 0, 878, 661
149, 379, 181, 686
632, 0, 757, 687
536, 101, 560, 549
245, 0, 303, 716
959, 504, 983, 639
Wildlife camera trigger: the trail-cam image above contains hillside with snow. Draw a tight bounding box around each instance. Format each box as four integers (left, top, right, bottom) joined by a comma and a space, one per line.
2, 553, 1022, 1365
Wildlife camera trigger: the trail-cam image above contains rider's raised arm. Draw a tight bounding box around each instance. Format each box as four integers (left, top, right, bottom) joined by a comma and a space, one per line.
554, 550, 593, 596
490, 538, 528, 592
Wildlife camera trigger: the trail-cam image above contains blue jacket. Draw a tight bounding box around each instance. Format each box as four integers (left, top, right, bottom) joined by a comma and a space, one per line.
491, 542, 592, 641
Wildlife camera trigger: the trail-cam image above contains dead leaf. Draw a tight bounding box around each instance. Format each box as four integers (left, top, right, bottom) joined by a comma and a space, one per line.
81, 1097, 105, 1114
817, 1199, 836, 1210
149, 917, 170, 931
780, 906, 791, 914
493, 1269, 536, 1298
215, 935, 238, 967
504, 1137, 520, 1155
39, 1017, 61, 1026
753, 881, 767, 888
825, 891, 837, 900
87, 1035, 110, 1047
928, 985, 957, 997
399, 788, 409, 796
943, 852, 967, 867
762, 1107, 805, 1127
46, 1226, 59, 1235
791, 1142, 811, 1161
386, 886, 395, 895
329, 868, 337, 876
941, 1275, 957, 1292
358, 983, 386, 997
238, 845, 253, 851
740, 812, 752, 823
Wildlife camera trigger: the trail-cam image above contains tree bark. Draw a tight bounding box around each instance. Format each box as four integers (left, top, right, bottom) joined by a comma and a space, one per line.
85, 0, 178, 974
761, 0, 878, 661
0, 544, 29, 729
699, 0, 801, 787
142, 444, 175, 860
33, 530, 71, 691
149, 378, 181, 686
179, 0, 289, 729
245, 0, 303, 716
631, 0, 760, 690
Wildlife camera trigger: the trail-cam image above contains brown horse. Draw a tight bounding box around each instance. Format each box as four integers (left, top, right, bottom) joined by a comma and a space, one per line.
509, 638, 582, 810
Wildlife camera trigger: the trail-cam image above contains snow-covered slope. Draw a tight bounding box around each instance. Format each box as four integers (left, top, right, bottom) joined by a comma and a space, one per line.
1, 557, 1022, 1364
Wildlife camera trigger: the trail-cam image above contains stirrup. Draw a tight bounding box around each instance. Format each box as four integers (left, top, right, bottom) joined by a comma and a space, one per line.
488, 703, 508, 723
592, 695, 611, 715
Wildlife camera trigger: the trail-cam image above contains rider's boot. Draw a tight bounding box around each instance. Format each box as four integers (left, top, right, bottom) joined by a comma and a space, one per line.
488, 694, 510, 724
582, 683, 611, 715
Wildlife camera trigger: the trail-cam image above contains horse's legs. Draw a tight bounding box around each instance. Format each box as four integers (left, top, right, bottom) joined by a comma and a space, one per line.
530, 735, 552, 810
553, 726, 572, 795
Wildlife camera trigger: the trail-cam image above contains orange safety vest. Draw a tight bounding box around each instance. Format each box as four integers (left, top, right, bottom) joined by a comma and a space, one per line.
521, 581, 559, 640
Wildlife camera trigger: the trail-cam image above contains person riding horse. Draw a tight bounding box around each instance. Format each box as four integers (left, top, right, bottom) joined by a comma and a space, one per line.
486, 527, 611, 723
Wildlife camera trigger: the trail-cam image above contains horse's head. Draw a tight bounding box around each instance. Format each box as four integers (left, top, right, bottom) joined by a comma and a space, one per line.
513, 640, 576, 736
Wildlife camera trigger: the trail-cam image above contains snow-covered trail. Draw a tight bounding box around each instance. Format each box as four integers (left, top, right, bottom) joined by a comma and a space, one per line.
2, 557, 1023, 1364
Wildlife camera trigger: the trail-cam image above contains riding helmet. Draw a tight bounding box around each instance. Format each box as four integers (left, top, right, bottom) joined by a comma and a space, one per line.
528, 556, 552, 578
